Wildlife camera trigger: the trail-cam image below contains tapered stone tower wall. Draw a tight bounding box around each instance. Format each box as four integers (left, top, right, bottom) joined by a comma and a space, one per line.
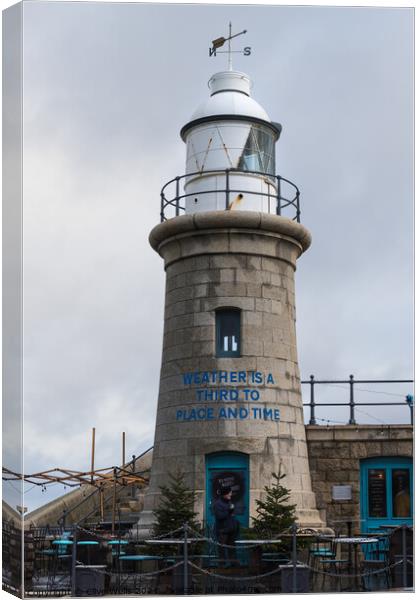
139, 211, 324, 529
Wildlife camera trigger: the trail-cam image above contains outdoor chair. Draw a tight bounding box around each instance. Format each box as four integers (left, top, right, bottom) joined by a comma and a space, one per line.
309, 535, 335, 566
389, 526, 413, 588
318, 542, 351, 593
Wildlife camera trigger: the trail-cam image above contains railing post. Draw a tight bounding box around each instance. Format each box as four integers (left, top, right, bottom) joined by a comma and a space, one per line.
175, 177, 180, 217
402, 524, 408, 588
183, 522, 189, 595
348, 374, 356, 425
309, 375, 316, 425
406, 395, 414, 426
225, 169, 230, 210
131, 454, 136, 498
291, 523, 297, 593
276, 176, 281, 215
71, 525, 77, 597
160, 192, 165, 223
296, 191, 301, 223
112, 467, 117, 535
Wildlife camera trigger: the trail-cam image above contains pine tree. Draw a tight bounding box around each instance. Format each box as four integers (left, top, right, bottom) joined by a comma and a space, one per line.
152, 470, 200, 538
252, 470, 297, 539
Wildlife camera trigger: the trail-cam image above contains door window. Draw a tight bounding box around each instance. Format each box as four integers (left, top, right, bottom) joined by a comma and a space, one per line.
368, 469, 387, 517
392, 469, 411, 518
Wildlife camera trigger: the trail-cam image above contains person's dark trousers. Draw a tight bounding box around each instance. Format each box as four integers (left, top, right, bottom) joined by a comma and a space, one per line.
217, 532, 237, 566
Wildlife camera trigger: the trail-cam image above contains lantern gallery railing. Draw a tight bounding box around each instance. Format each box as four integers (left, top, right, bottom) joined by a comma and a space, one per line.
302, 375, 414, 426
160, 168, 301, 223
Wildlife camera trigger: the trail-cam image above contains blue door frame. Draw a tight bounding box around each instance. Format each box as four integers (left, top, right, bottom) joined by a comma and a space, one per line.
360, 457, 413, 534
205, 452, 249, 530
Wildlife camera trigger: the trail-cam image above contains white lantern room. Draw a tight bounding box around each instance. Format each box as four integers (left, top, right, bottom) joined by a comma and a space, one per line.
179, 70, 281, 214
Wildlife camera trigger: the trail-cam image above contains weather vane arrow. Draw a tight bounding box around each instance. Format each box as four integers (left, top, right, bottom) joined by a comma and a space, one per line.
209, 23, 251, 70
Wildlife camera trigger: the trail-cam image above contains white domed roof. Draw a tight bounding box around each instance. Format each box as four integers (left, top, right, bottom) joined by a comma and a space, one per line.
190, 70, 271, 123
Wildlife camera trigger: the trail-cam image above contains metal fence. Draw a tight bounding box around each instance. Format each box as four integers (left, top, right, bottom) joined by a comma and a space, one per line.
10, 521, 413, 596
160, 168, 301, 222
302, 376, 414, 426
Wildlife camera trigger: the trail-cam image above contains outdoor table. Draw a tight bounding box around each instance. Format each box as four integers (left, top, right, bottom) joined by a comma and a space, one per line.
333, 537, 379, 590
50, 540, 73, 575
107, 540, 129, 545
235, 539, 290, 545
236, 534, 334, 544
145, 539, 198, 544
108, 540, 129, 559
52, 539, 73, 556
76, 540, 100, 565
77, 541, 99, 549
52, 539, 73, 545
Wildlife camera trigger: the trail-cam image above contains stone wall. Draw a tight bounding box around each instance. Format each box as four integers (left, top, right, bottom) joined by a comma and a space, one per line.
305, 425, 413, 531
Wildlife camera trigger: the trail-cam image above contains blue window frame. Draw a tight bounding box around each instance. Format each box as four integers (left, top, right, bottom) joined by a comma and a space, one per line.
216, 309, 241, 357
360, 457, 413, 534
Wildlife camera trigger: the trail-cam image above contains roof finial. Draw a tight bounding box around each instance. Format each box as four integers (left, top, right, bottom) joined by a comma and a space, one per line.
209, 24, 250, 70
228, 22, 233, 71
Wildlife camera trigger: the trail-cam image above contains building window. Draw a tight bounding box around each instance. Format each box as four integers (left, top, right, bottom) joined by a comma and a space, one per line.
216, 309, 241, 357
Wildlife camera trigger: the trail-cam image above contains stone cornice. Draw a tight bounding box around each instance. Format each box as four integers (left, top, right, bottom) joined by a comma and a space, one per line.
149, 211, 312, 254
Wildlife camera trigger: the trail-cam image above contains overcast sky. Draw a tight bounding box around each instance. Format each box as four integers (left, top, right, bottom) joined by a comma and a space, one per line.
3, 1, 414, 511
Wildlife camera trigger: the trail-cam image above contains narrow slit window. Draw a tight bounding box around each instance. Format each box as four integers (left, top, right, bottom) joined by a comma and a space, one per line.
216, 309, 241, 357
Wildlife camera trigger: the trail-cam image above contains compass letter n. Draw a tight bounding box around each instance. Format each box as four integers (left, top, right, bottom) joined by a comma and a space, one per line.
209, 47, 217, 57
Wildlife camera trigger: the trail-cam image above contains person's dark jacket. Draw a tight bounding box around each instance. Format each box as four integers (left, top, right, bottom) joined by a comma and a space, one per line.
213, 497, 236, 534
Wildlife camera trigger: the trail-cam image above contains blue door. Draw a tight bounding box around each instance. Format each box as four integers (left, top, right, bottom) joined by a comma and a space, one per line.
205, 452, 249, 530
360, 457, 413, 534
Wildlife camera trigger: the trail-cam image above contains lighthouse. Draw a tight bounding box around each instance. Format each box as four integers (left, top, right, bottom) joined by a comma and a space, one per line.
140, 30, 324, 531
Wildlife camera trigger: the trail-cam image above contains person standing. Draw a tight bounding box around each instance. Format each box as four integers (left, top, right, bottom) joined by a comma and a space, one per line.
213, 485, 239, 567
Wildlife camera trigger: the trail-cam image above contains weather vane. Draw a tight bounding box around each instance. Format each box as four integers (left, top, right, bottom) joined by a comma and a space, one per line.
209, 22, 251, 71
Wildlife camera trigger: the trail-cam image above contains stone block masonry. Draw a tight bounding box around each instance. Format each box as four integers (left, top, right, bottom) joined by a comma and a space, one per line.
306, 425, 413, 530
139, 212, 324, 531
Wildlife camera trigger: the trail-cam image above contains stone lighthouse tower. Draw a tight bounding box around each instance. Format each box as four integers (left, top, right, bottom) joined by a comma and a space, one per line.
140, 39, 323, 531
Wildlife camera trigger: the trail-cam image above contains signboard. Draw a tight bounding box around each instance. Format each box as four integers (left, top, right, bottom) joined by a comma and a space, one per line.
332, 485, 352, 501
368, 469, 387, 517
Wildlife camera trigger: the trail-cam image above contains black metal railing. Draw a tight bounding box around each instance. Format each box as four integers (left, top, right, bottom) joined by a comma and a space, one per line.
21, 521, 414, 595
160, 168, 301, 223
302, 375, 414, 426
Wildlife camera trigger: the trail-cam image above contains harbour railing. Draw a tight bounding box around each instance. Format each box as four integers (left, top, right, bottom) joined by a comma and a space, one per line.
301, 376, 414, 426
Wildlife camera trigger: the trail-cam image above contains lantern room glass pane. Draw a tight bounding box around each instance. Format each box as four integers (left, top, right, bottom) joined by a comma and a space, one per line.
237, 125, 275, 175
216, 309, 241, 357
